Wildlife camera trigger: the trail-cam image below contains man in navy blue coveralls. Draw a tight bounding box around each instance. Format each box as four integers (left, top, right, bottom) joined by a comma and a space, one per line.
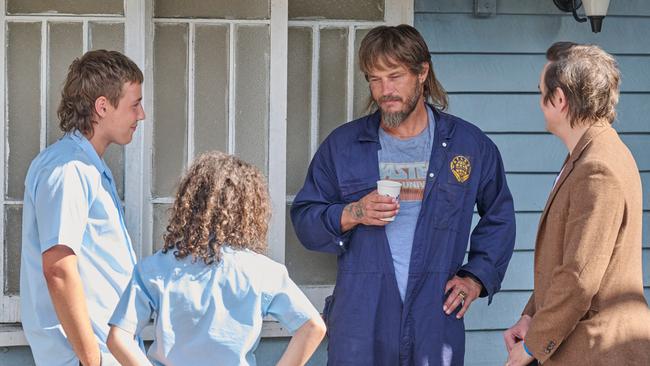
291, 25, 516, 366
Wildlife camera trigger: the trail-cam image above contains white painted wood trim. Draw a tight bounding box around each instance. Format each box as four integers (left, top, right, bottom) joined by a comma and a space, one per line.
82, 20, 89, 52
267, 0, 288, 263
0, 283, 331, 342
228, 23, 236, 155
309, 26, 319, 157
187, 23, 196, 164
288, 20, 386, 27
125, 0, 153, 258
152, 18, 270, 25
5, 15, 125, 21
0, 0, 11, 323
151, 197, 174, 204
0, 318, 302, 346
385, 0, 414, 25
39, 20, 48, 151
346, 26, 355, 122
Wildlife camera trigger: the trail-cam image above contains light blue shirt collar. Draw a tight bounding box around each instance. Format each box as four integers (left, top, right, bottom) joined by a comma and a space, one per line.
67, 130, 109, 177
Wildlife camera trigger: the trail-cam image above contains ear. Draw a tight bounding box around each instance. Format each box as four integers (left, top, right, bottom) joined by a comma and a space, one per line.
553, 87, 569, 112
418, 62, 429, 83
94, 96, 109, 118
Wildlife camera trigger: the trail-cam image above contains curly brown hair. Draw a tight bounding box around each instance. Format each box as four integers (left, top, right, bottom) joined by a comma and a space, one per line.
162, 151, 270, 264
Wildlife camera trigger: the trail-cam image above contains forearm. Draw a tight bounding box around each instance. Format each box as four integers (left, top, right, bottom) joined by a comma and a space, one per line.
277, 318, 326, 366
107, 326, 151, 366
43, 247, 99, 366
340, 202, 361, 232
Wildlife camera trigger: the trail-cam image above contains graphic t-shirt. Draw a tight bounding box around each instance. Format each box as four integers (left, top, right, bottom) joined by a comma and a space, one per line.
378, 106, 435, 301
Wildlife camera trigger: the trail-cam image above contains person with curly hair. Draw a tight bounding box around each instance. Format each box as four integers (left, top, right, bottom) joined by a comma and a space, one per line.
106, 151, 326, 366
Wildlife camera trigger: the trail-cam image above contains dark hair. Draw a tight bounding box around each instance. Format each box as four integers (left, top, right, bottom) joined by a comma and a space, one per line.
543, 42, 620, 127
358, 24, 447, 111
57, 49, 144, 136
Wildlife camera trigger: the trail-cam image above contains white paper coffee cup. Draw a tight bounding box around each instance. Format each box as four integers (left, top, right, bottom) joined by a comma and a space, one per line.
377, 180, 401, 222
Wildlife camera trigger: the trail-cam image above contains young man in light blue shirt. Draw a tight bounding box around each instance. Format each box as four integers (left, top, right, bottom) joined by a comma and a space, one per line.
20, 50, 145, 366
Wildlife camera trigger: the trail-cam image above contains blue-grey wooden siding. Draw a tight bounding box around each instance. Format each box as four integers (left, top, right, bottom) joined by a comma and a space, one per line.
415, 1, 650, 365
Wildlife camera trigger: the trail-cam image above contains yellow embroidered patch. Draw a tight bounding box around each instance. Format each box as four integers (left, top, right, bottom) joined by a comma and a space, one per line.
450, 155, 471, 183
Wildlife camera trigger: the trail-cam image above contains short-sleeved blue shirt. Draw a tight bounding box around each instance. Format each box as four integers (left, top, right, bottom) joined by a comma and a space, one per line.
20, 131, 137, 366
109, 246, 320, 366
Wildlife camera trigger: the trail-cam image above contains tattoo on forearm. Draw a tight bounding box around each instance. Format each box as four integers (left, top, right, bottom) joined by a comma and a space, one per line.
346, 203, 365, 219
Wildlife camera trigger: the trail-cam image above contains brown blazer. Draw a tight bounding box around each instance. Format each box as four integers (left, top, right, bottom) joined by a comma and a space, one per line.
522, 123, 650, 365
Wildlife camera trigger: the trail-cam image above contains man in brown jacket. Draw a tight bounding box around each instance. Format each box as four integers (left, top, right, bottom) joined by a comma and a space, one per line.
504, 42, 650, 365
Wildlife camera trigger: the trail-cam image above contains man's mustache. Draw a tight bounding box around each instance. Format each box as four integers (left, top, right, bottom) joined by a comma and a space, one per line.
379, 95, 402, 103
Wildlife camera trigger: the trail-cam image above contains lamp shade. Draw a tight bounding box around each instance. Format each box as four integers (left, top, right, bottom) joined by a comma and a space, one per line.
583, 0, 610, 17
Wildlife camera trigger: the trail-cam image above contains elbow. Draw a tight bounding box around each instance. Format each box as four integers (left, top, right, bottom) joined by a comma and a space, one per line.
106, 326, 129, 357
42, 259, 69, 286
307, 317, 327, 341
42, 245, 77, 285
106, 327, 119, 355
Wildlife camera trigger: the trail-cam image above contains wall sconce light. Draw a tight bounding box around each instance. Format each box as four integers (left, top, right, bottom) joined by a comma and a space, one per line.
553, 0, 610, 33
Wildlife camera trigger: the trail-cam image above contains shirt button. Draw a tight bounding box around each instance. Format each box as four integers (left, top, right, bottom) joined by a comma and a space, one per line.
338, 241, 344, 247
442, 142, 448, 147
429, 172, 435, 178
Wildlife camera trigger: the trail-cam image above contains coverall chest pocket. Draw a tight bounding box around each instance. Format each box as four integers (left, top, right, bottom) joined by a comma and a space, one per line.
339, 180, 376, 202
433, 183, 466, 231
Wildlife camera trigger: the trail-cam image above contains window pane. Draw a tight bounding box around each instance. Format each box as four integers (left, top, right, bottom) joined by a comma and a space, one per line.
89, 22, 124, 51
153, 23, 188, 198
285, 205, 337, 285
7, 0, 123, 15
6, 22, 41, 201
152, 203, 172, 253
155, 0, 270, 20
234, 25, 269, 173
287, 27, 312, 196
47, 22, 83, 147
4, 206, 22, 295
353, 28, 373, 119
194, 25, 229, 156
289, 0, 384, 21
318, 28, 348, 143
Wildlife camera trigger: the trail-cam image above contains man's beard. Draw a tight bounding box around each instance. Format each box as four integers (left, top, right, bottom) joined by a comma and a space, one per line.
378, 80, 423, 129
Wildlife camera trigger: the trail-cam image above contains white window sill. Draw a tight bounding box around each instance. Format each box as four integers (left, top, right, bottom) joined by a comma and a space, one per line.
0, 285, 333, 347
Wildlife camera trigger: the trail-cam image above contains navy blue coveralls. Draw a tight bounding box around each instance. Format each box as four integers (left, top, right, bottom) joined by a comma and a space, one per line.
291, 107, 516, 366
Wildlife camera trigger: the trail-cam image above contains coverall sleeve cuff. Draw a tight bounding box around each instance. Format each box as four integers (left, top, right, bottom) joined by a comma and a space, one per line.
458, 265, 498, 304
325, 203, 352, 254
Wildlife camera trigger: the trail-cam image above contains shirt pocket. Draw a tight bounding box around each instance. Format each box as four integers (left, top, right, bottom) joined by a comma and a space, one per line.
433, 183, 466, 231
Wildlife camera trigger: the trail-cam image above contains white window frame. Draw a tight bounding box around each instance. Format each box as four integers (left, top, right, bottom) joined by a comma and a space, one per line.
0, 4, 127, 324
0, 0, 413, 340
286, 1, 413, 314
